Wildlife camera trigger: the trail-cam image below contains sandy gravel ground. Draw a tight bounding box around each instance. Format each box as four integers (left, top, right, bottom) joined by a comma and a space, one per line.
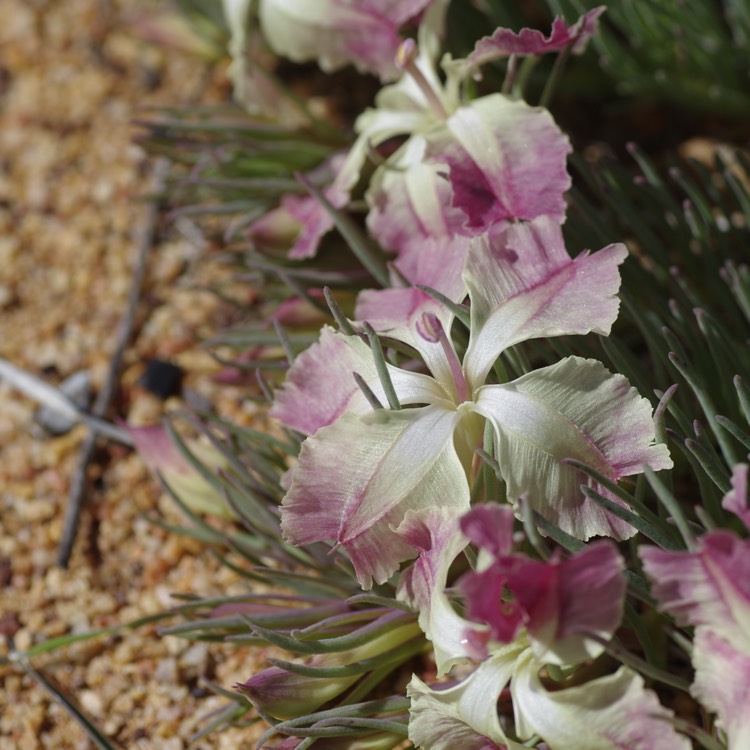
0, 1, 270, 747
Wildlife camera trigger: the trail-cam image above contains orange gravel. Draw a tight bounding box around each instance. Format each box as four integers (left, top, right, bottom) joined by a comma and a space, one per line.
0, 1, 270, 747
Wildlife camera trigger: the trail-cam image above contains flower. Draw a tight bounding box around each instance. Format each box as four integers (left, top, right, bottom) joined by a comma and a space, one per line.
396, 504, 625, 675
276, 15, 573, 259
258, 0, 445, 81
406, 504, 687, 749
639, 464, 750, 750
408, 647, 690, 750
458, 504, 626, 666
274, 217, 671, 587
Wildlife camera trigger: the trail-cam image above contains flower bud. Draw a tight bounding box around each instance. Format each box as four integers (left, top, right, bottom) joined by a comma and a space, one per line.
237, 619, 422, 721
126, 424, 236, 519
236, 664, 360, 721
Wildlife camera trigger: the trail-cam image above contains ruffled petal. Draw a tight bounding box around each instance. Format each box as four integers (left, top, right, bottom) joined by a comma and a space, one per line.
692, 628, 750, 750
396, 508, 488, 674
532, 541, 625, 664
258, 0, 435, 80
281, 406, 467, 588
271, 326, 445, 435
284, 139, 369, 260
459, 506, 625, 664
463, 217, 627, 386
355, 234, 467, 329
463, 7, 606, 68
407, 644, 527, 750
424, 95, 571, 233
474, 357, 672, 540
460, 504, 515, 558
639, 531, 750, 651
282, 192, 337, 261
641, 512, 750, 748
512, 651, 690, 749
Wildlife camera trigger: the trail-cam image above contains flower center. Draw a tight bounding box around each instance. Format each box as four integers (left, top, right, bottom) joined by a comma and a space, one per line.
416, 311, 470, 404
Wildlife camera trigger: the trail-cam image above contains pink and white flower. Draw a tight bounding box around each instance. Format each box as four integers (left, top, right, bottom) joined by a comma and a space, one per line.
274, 218, 671, 587
258, 0, 445, 81
274, 18, 573, 259
397, 503, 625, 675
408, 629, 689, 750
407, 503, 687, 748
458, 504, 626, 665
408, 505, 690, 750
640, 464, 750, 750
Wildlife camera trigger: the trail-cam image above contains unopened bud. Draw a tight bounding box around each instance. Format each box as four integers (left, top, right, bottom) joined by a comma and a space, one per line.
126, 424, 236, 519
236, 664, 359, 721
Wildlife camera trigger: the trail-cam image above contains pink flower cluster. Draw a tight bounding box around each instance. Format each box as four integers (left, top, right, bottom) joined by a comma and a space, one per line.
133, 3, 745, 748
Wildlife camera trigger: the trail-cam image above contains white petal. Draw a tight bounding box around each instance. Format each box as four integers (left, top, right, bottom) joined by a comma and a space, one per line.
281, 406, 467, 587
396, 508, 486, 674
408, 644, 527, 750
512, 650, 691, 749
463, 217, 627, 387
271, 326, 446, 435
258, 0, 434, 80
474, 357, 672, 540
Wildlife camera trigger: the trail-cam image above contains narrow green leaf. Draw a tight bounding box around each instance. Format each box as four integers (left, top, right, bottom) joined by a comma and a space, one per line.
684, 438, 732, 494
582, 486, 680, 550
734, 375, 750, 424
353, 372, 385, 410
563, 459, 672, 539
269, 322, 294, 370
715, 414, 750, 451
644, 467, 695, 549
585, 632, 690, 692
323, 286, 355, 335
244, 611, 413, 655
532, 513, 585, 552
416, 285, 470, 327
668, 351, 739, 467
268, 637, 424, 679
363, 323, 401, 410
